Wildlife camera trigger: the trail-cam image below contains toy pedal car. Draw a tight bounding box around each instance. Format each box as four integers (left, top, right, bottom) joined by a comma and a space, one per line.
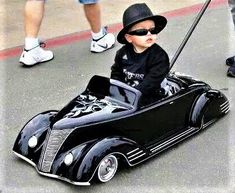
13, 0, 229, 185
13, 73, 229, 185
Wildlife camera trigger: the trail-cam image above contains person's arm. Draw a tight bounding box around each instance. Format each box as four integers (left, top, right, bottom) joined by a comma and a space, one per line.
135, 51, 169, 95
110, 50, 125, 81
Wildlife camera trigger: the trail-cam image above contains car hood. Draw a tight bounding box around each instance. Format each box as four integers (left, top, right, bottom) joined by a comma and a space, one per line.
52, 94, 134, 129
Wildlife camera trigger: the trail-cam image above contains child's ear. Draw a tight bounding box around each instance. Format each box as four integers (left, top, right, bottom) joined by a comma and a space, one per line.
124, 34, 132, 43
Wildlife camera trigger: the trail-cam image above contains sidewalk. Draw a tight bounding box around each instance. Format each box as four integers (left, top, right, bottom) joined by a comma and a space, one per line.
1, 0, 210, 51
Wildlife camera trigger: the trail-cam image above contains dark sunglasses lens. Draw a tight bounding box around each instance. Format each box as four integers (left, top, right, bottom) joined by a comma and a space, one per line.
149, 28, 157, 34
128, 28, 157, 36
128, 29, 148, 36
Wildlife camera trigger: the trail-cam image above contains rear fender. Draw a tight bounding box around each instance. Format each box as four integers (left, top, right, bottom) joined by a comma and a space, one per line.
189, 89, 227, 128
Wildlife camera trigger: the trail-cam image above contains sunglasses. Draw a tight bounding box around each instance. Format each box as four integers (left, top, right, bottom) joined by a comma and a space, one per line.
127, 27, 158, 36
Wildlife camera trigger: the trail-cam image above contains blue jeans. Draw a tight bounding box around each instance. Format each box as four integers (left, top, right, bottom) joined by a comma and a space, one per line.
229, 0, 235, 26
29, 0, 99, 4
78, 0, 98, 4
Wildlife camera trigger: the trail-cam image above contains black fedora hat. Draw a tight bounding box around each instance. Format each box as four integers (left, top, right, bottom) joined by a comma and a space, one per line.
117, 3, 167, 44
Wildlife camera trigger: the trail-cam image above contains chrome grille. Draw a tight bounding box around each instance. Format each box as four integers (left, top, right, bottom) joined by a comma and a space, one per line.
39, 129, 74, 172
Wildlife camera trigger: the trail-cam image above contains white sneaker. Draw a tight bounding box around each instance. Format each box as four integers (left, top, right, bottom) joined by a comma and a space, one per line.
19, 44, 54, 66
90, 33, 115, 53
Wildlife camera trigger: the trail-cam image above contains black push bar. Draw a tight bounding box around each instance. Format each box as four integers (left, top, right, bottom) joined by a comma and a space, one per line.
170, 0, 212, 70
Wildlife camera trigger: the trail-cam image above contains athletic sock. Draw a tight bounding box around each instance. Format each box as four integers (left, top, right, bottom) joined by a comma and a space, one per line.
25, 37, 39, 50
91, 28, 106, 40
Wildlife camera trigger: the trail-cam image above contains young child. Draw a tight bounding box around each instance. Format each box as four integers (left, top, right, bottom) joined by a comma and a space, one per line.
111, 3, 170, 105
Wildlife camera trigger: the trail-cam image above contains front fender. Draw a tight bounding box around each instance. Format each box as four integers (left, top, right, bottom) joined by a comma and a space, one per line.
50, 140, 95, 181
76, 137, 140, 182
13, 110, 58, 163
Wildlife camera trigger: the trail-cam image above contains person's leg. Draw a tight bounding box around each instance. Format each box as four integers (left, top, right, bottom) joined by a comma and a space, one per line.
20, 0, 53, 66
80, 0, 115, 53
227, 0, 235, 77
229, 0, 235, 26
25, 0, 45, 39
83, 3, 101, 33
227, 0, 235, 65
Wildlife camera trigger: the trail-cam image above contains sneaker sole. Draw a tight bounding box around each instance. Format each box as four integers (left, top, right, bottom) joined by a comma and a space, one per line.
20, 56, 54, 67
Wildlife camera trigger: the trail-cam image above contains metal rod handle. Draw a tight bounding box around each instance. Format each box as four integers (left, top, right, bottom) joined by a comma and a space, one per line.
169, 0, 212, 70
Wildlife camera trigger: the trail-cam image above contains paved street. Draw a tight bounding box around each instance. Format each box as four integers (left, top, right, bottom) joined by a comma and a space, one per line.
1, 0, 235, 193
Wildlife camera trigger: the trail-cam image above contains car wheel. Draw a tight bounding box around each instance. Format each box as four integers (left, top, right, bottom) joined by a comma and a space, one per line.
97, 154, 118, 183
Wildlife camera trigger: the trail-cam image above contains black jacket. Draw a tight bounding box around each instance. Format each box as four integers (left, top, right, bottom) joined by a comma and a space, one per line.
111, 43, 170, 96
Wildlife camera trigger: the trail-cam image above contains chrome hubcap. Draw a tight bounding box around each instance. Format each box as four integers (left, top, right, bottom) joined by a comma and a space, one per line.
97, 155, 118, 182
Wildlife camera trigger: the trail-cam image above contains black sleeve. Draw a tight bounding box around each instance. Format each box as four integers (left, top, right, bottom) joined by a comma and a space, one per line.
110, 49, 125, 81
135, 50, 169, 95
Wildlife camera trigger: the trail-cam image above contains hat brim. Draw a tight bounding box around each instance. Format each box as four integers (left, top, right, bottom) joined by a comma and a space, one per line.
117, 15, 167, 44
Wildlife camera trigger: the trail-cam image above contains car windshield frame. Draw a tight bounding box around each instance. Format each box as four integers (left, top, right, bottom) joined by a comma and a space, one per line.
85, 76, 141, 107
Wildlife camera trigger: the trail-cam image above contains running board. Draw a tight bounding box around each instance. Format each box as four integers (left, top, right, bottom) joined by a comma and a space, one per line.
149, 127, 198, 154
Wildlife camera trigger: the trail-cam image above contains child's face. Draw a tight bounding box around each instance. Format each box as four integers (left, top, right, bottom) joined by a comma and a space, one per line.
125, 20, 157, 53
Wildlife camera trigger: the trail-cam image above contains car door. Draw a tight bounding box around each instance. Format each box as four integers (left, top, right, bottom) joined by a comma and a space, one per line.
111, 88, 202, 147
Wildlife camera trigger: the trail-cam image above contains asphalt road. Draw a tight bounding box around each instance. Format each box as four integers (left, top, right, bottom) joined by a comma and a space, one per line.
1, 4, 235, 193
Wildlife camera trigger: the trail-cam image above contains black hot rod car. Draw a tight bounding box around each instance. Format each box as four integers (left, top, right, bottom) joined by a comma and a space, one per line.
13, 73, 229, 185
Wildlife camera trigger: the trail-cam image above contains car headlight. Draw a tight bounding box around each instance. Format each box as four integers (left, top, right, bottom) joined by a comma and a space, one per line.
64, 153, 74, 166
28, 136, 38, 148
